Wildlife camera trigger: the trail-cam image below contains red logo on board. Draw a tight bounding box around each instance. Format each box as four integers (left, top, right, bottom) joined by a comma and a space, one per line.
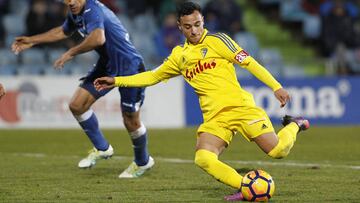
0, 91, 21, 123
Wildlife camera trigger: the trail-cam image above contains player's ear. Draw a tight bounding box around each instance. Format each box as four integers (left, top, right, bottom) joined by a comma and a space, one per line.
177, 21, 182, 31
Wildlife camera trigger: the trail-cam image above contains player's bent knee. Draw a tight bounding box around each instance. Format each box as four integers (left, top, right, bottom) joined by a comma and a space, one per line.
69, 102, 85, 115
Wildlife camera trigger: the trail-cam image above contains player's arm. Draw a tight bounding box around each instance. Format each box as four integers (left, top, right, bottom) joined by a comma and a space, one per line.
53, 26, 104, 69
54, 6, 106, 68
241, 57, 282, 91
11, 26, 67, 54
208, 33, 282, 90
94, 71, 162, 91
54, 28, 105, 68
208, 33, 289, 107
64, 4, 106, 57
94, 47, 182, 91
241, 57, 290, 107
66, 29, 105, 57
94, 64, 179, 90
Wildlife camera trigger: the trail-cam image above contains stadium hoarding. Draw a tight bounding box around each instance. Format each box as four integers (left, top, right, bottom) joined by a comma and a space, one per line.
185, 76, 360, 125
0, 76, 184, 128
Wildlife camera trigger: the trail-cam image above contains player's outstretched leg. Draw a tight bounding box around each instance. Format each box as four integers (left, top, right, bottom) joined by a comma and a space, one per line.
268, 115, 310, 159
119, 122, 154, 178
224, 115, 310, 201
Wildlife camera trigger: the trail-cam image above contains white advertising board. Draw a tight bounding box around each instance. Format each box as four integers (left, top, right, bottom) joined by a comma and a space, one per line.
0, 76, 184, 128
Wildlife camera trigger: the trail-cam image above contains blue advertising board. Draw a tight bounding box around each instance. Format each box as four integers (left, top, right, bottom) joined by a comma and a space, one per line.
185, 77, 360, 125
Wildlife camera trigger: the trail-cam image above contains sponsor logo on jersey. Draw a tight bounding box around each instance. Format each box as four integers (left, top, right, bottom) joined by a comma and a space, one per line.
185, 60, 217, 81
235, 50, 249, 63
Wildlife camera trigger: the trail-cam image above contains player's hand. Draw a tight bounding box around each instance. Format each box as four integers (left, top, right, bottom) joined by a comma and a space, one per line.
274, 88, 290, 108
11, 36, 34, 55
54, 52, 73, 69
0, 83, 6, 100
94, 77, 115, 91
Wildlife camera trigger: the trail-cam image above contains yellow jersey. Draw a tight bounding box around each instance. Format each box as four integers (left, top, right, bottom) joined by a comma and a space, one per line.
114, 29, 282, 122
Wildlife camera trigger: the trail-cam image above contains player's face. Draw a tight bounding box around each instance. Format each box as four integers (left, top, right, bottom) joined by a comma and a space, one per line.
178, 10, 204, 45
63, 0, 86, 15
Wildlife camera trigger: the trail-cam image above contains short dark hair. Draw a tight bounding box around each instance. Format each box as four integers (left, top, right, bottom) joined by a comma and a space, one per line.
176, 1, 202, 21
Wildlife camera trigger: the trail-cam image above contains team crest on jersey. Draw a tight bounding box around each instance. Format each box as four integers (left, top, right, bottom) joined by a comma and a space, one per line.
235, 50, 249, 63
200, 48, 208, 58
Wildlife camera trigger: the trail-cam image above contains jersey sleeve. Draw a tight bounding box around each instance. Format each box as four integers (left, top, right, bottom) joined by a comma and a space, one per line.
83, 5, 105, 33
244, 58, 282, 91
207, 33, 282, 91
113, 46, 182, 87
152, 46, 182, 81
62, 14, 76, 35
207, 32, 250, 66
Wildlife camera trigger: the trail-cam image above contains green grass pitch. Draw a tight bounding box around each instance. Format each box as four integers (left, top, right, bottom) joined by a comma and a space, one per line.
0, 126, 359, 202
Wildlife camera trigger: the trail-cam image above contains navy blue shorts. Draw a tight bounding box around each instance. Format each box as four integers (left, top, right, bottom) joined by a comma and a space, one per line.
79, 61, 146, 113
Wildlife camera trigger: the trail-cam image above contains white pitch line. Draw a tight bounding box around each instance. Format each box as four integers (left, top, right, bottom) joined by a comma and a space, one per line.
4, 152, 360, 170
150, 157, 360, 170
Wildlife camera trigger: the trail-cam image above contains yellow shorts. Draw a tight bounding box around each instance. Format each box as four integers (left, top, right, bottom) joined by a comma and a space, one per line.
197, 106, 274, 144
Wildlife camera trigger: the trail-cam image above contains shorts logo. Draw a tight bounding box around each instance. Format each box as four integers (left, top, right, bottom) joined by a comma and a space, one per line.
235, 50, 249, 63
262, 124, 268, 129
248, 118, 265, 125
122, 102, 133, 107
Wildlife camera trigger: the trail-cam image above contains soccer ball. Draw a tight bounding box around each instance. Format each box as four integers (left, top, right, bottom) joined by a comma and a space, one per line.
241, 170, 275, 202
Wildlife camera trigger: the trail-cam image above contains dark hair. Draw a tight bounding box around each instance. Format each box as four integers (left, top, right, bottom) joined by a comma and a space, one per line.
176, 1, 202, 21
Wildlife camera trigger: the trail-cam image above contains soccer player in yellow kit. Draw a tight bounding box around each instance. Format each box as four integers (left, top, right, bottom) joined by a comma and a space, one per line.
94, 2, 310, 201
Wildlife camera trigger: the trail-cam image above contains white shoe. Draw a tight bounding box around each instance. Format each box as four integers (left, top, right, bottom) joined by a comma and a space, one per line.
78, 145, 114, 168
119, 156, 155, 178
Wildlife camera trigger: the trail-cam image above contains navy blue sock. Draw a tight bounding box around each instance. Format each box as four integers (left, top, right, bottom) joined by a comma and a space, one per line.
130, 126, 149, 166
78, 112, 109, 151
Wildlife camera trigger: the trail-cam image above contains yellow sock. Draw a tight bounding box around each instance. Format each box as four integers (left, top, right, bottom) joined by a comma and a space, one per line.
195, 149, 242, 189
268, 122, 299, 159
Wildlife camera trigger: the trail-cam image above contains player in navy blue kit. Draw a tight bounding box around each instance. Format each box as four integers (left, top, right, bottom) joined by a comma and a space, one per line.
11, 0, 154, 178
